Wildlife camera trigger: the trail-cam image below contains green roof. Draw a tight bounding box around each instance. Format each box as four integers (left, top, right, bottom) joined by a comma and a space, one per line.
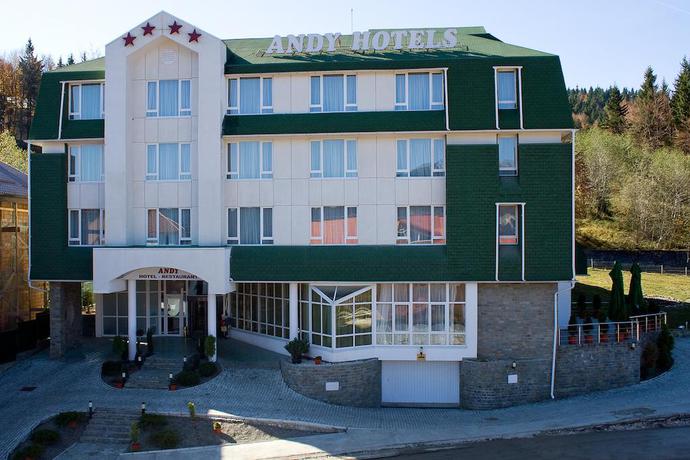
49, 57, 105, 73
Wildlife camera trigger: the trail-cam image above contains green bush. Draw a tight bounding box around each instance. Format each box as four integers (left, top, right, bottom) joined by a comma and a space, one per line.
657, 324, 675, 371
175, 370, 200, 387
112, 336, 127, 360
55, 411, 84, 427
30, 429, 60, 445
183, 353, 200, 372
140, 413, 168, 430
150, 429, 180, 449
284, 338, 309, 363
198, 362, 217, 377
12, 443, 44, 460
204, 335, 216, 359
101, 360, 122, 376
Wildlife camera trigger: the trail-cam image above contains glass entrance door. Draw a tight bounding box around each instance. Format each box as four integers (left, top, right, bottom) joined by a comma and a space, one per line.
163, 294, 185, 335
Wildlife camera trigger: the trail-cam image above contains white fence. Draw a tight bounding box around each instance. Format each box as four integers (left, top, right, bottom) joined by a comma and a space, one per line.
559, 312, 667, 346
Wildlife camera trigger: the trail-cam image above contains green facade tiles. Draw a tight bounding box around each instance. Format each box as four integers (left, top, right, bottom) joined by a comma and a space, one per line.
30, 153, 93, 280
223, 110, 446, 136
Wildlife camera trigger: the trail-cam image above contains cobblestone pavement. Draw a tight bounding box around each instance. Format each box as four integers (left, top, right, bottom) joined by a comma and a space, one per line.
1, 338, 690, 459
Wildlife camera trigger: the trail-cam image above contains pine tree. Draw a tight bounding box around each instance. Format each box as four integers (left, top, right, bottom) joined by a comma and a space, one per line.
601, 86, 628, 134
671, 57, 690, 127
57, 56, 64, 68
638, 66, 657, 101
18, 39, 43, 140
67, 54, 75, 66
81, 52, 87, 63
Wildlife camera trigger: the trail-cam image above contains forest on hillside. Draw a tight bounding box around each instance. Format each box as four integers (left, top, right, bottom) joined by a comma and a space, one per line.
573, 59, 690, 250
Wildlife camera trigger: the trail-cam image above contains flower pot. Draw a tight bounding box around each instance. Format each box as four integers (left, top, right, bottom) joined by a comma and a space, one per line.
568, 335, 577, 345
600, 334, 609, 343
131, 442, 140, 451
584, 335, 594, 344
68, 420, 78, 429
169, 384, 177, 391
291, 355, 302, 364
115, 381, 124, 389
314, 356, 322, 365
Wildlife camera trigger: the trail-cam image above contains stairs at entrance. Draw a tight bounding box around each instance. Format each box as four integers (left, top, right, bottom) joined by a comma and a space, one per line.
125, 355, 182, 389
79, 408, 139, 444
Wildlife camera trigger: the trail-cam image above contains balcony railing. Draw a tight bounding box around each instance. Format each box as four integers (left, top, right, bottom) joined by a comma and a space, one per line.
559, 312, 667, 346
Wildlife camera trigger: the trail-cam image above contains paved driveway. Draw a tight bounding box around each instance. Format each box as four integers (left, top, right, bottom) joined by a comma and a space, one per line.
1, 337, 690, 459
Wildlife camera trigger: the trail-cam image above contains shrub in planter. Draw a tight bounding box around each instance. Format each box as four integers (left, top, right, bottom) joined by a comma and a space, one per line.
583, 316, 594, 344
641, 341, 659, 379
205, 335, 216, 360
183, 353, 201, 372
140, 413, 168, 430
101, 360, 122, 376
199, 361, 217, 377
112, 336, 127, 361
55, 411, 84, 428
187, 401, 196, 419
150, 429, 180, 449
175, 370, 200, 387
146, 327, 155, 356
130, 422, 140, 450
284, 337, 309, 363
30, 429, 60, 445
12, 443, 44, 460
657, 324, 675, 371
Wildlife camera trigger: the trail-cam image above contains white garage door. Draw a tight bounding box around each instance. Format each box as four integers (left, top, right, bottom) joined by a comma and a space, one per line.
381, 361, 460, 406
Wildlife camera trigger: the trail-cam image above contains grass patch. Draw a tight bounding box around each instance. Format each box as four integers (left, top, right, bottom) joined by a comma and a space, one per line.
576, 268, 690, 303
150, 429, 180, 449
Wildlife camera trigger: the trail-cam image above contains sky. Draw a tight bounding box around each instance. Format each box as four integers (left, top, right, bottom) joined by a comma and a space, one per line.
2, 0, 689, 89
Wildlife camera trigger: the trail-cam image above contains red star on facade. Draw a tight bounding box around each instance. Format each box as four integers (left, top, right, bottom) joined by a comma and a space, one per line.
169, 21, 183, 34
122, 32, 136, 47
141, 22, 155, 36
188, 29, 202, 43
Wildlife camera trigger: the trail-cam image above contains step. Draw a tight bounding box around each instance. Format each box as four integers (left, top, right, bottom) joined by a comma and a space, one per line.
80, 436, 130, 444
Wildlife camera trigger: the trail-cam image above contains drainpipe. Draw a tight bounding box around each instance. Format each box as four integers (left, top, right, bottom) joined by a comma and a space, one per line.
551, 281, 575, 399
58, 82, 66, 140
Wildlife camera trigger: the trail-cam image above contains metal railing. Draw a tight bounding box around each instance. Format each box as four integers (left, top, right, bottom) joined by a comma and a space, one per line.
559, 312, 667, 346
588, 259, 689, 276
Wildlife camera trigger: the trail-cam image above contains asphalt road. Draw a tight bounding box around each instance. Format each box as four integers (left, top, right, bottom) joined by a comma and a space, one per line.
392, 425, 690, 459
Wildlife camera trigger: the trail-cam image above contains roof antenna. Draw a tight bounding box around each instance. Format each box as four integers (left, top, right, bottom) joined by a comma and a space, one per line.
350, 8, 354, 34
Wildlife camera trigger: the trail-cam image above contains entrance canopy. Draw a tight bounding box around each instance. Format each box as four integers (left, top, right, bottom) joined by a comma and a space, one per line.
93, 247, 233, 294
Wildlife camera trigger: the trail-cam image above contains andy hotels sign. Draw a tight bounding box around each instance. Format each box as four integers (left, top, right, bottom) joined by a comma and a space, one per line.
265, 29, 459, 54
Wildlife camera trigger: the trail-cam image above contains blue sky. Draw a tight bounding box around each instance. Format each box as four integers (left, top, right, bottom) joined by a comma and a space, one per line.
4, 0, 689, 89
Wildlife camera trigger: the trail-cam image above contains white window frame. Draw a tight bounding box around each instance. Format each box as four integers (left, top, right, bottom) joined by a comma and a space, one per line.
145, 143, 192, 181
310, 206, 358, 245
310, 139, 357, 178
497, 203, 519, 246
68, 208, 105, 246
394, 71, 444, 111
226, 76, 273, 115
496, 69, 518, 110
396, 138, 445, 177
226, 141, 273, 179
68, 82, 105, 120
494, 66, 524, 130
309, 74, 357, 112
498, 134, 519, 176
145, 79, 192, 118
396, 206, 446, 245
226, 207, 273, 245
68, 144, 104, 183
146, 208, 191, 245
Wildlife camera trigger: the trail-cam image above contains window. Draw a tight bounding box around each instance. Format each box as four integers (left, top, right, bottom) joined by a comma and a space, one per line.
226, 142, 272, 179
227, 207, 273, 245
376, 283, 466, 345
68, 209, 105, 246
395, 72, 444, 111
146, 208, 191, 245
146, 143, 191, 181
310, 140, 357, 177
498, 204, 519, 245
146, 79, 191, 117
396, 138, 445, 177
68, 144, 104, 182
310, 206, 357, 244
310, 74, 357, 112
69, 83, 104, 120
396, 206, 445, 244
498, 135, 518, 176
228, 283, 289, 338
497, 70, 517, 110
226, 77, 273, 114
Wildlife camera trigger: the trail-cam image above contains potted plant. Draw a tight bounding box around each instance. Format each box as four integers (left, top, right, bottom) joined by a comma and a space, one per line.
130, 422, 140, 451
583, 315, 594, 344
314, 356, 322, 365
284, 338, 310, 363
187, 401, 196, 419
204, 336, 216, 361
567, 304, 579, 344
213, 421, 222, 434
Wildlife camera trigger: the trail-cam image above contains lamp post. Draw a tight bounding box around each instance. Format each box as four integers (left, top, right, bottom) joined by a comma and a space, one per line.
141, 402, 146, 416
88, 401, 93, 419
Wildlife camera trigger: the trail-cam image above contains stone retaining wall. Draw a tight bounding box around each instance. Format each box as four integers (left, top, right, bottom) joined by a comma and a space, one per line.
460, 358, 551, 409
280, 358, 381, 407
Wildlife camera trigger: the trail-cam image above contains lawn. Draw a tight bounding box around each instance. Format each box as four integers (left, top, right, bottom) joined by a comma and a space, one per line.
576, 268, 690, 303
